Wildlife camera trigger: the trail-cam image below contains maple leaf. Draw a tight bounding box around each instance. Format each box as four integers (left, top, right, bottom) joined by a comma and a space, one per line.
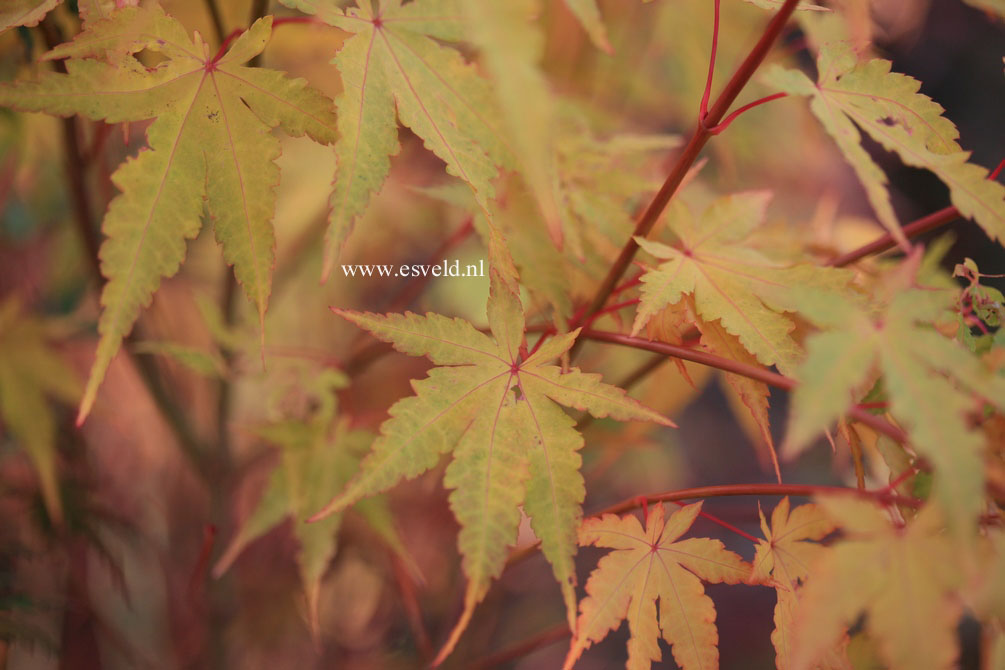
0, 5, 339, 423
461, 0, 570, 251
213, 369, 394, 637
562, 0, 613, 53
765, 42, 1005, 245
697, 316, 781, 481
0, 0, 59, 33
564, 502, 750, 670
280, 0, 513, 280
750, 498, 849, 670
632, 192, 850, 375
0, 298, 80, 522
317, 267, 672, 663
784, 284, 1005, 533
790, 497, 962, 670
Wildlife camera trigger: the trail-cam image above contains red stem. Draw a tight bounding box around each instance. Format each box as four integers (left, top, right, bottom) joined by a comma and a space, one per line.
595, 483, 921, 518
676, 500, 760, 543
827, 157, 1004, 267
580, 328, 909, 444
702, 92, 789, 135
699, 0, 721, 120
572, 0, 802, 355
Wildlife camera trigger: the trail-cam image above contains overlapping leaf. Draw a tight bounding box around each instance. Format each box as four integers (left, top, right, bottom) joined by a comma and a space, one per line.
318, 267, 672, 663
633, 192, 850, 375
790, 497, 961, 670
751, 498, 849, 670
785, 284, 1005, 533
280, 0, 513, 280
213, 370, 391, 636
564, 502, 749, 670
0, 298, 80, 522
0, 5, 339, 423
765, 42, 1005, 245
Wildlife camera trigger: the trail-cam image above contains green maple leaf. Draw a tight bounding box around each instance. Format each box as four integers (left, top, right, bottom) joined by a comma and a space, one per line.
213, 370, 397, 637
0, 298, 80, 522
317, 267, 672, 663
0, 5, 339, 423
791, 497, 962, 670
765, 42, 1005, 246
564, 503, 750, 670
785, 285, 1005, 534
280, 0, 513, 280
633, 191, 850, 374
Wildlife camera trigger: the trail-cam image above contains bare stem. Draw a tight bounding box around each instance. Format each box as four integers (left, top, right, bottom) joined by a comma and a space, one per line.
470, 623, 571, 670
827, 157, 1004, 267
579, 328, 909, 444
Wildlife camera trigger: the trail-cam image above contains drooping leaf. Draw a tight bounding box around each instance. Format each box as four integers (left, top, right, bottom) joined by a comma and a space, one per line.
281, 0, 512, 280
790, 497, 962, 670
765, 42, 1005, 245
213, 369, 385, 637
0, 0, 59, 34
462, 0, 569, 250
0, 298, 80, 522
784, 284, 1005, 534
564, 502, 750, 670
562, 0, 613, 52
0, 5, 339, 423
319, 267, 672, 663
750, 498, 849, 670
697, 317, 780, 481
633, 192, 850, 374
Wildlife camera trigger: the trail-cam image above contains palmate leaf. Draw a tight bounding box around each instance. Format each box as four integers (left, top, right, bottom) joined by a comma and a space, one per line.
633, 192, 850, 375
280, 0, 513, 280
0, 298, 80, 522
318, 267, 672, 663
0, 5, 338, 423
213, 370, 388, 637
791, 497, 962, 670
564, 502, 750, 670
750, 498, 849, 670
785, 285, 1005, 534
765, 42, 1005, 245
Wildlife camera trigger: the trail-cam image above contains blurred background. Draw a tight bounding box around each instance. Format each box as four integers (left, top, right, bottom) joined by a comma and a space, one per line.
0, 0, 1002, 668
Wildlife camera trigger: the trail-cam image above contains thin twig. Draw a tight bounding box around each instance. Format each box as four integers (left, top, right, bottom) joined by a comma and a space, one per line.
570, 0, 802, 360
579, 329, 909, 444
827, 157, 1004, 267
471, 623, 571, 669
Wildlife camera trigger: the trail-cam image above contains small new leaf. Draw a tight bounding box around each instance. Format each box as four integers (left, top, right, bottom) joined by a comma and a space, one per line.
0, 6, 338, 423
321, 268, 672, 664
565, 502, 750, 670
